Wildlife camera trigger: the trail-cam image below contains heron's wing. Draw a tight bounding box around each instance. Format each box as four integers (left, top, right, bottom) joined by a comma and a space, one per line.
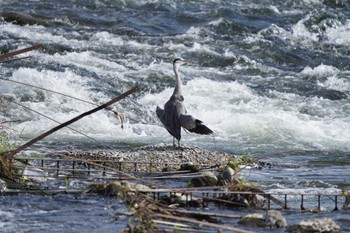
179, 114, 213, 135
156, 106, 165, 124
157, 100, 183, 141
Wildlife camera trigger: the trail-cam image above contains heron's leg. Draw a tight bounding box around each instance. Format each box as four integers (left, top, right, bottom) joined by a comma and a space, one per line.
173, 138, 176, 147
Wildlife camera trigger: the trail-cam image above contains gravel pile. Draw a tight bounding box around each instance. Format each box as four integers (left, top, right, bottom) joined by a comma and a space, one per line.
64, 144, 233, 172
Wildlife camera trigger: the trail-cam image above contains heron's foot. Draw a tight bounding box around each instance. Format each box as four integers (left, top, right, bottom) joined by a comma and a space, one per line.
172, 139, 183, 150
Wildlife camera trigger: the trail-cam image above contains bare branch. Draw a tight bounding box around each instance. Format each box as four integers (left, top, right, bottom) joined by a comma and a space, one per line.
1, 85, 139, 159
0, 44, 43, 61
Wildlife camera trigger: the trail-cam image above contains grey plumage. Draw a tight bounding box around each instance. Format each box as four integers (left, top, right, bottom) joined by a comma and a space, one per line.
156, 58, 213, 147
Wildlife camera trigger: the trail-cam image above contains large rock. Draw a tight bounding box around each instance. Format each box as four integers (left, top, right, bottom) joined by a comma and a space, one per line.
189, 171, 218, 187
287, 218, 341, 233
239, 210, 287, 228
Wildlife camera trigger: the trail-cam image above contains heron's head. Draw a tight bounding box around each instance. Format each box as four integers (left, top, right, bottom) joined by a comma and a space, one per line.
173, 58, 187, 67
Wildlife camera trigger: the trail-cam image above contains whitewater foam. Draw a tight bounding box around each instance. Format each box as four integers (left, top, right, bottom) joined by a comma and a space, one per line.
139, 77, 350, 151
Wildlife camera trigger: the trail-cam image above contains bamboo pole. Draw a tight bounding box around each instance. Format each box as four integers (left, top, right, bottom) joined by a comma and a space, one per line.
1, 85, 139, 159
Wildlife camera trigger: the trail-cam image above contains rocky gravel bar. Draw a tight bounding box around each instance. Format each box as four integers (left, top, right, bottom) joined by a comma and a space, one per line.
63, 144, 233, 172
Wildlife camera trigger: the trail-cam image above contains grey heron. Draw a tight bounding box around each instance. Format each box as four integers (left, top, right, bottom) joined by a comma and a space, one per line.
156, 58, 213, 147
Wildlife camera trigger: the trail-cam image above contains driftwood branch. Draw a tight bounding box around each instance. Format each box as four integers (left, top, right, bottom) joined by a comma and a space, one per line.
1, 85, 139, 159
0, 44, 43, 61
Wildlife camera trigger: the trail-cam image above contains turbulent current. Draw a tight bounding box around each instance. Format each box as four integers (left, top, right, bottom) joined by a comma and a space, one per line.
1, 1, 350, 153
1, 1, 350, 231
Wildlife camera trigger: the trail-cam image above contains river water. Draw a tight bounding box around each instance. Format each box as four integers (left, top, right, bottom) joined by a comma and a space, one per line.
1, 0, 350, 231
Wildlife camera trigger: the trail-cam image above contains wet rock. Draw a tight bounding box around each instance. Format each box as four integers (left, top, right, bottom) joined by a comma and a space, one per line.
239, 210, 287, 228
218, 165, 239, 185
90, 181, 151, 197
103, 182, 127, 197
179, 162, 199, 172
238, 213, 266, 228
189, 171, 218, 187
124, 181, 150, 192
1, 12, 47, 26
287, 218, 341, 233
265, 210, 288, 228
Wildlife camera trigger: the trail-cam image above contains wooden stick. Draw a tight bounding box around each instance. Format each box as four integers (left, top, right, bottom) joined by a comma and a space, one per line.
1, 85, 139, 159
0, 44, 43, 61
155, 213, 255, 233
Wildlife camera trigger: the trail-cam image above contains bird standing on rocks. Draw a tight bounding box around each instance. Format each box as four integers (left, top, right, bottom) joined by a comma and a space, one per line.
156, 58, 213, 147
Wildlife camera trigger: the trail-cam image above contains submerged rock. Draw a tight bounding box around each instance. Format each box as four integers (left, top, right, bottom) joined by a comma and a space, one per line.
239, 210, 287, 228
287, 218, 341, 233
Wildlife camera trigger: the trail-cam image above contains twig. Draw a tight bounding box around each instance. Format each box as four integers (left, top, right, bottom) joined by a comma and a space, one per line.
1, 85, 139, 159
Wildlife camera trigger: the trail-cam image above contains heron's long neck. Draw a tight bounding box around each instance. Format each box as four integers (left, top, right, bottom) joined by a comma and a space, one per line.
173, 65, 183, 97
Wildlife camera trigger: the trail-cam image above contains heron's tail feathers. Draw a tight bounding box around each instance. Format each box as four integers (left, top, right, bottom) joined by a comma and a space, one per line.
188, 119, 213, 135
180, 114, 213, 135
